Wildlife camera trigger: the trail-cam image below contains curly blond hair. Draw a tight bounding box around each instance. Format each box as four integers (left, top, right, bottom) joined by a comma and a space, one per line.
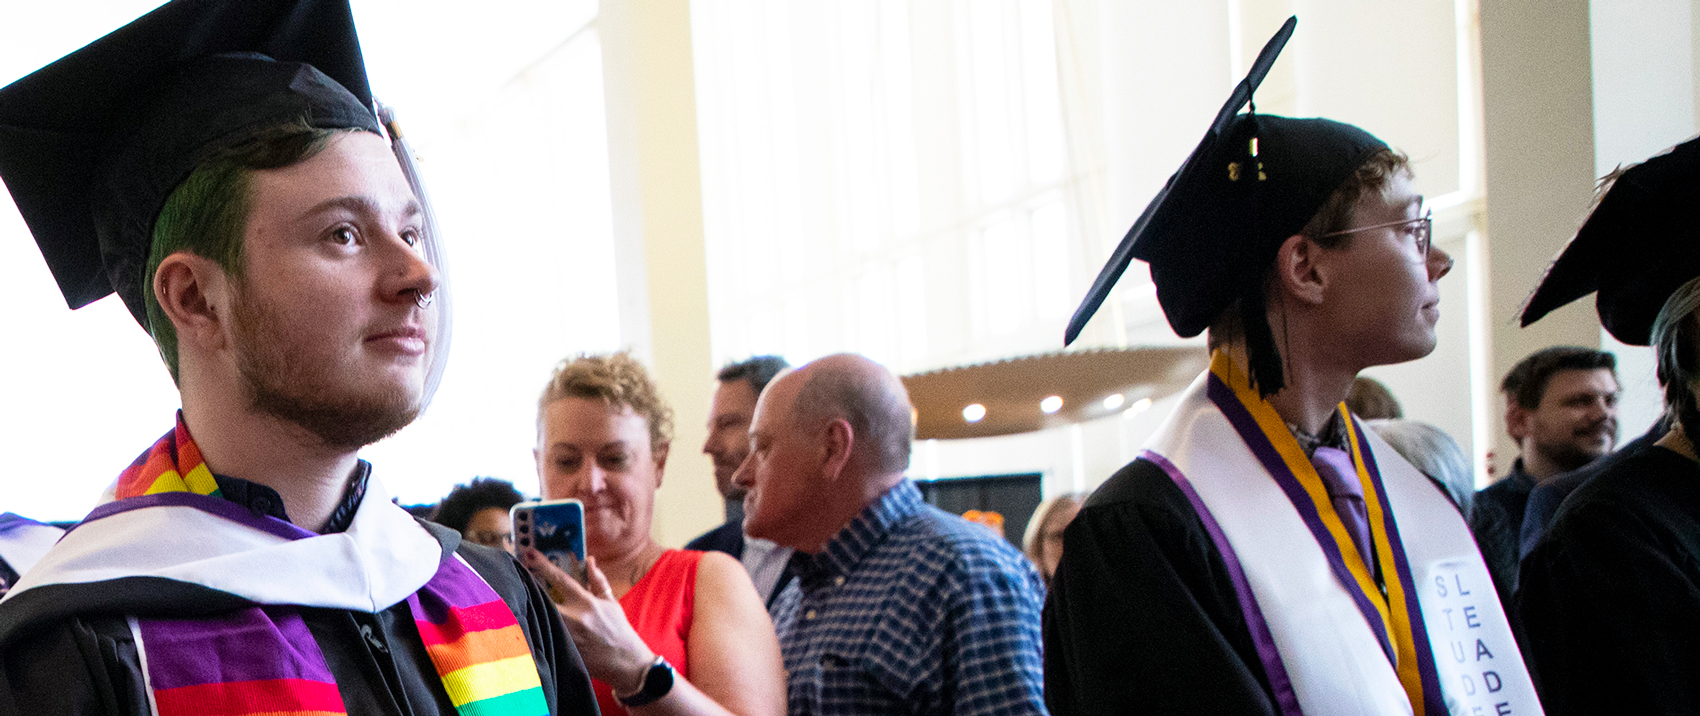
539, 352, 675, 449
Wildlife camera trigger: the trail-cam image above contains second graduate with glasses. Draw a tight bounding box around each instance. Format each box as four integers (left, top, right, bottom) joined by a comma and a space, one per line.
1044, 18, 1540, 716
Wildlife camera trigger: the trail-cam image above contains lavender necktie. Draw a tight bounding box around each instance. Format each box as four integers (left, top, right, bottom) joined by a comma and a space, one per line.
1311, 446, 1374, 564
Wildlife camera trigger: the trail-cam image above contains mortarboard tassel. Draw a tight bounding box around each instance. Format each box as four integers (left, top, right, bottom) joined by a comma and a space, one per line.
1240, 282, 1286, 398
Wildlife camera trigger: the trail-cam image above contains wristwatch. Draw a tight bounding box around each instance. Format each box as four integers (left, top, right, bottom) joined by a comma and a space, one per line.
616, 655, 675, 707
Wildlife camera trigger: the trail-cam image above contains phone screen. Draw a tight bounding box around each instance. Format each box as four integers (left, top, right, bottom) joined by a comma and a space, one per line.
511, 499, 586, 585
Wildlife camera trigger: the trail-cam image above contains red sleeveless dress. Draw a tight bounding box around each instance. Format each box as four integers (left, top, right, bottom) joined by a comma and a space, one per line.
593, 549, 703, 715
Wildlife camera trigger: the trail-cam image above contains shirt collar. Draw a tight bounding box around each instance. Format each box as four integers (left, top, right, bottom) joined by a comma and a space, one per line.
792, 480, 924, 583
211, 461, 372, 533
1287, 411, 1349, 457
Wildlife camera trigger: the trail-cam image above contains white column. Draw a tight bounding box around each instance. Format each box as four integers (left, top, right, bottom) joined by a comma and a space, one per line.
1478, 0, 1599, 478
600, 0, 721, 547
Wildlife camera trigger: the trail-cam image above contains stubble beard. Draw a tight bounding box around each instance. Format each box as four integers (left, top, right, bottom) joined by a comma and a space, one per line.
1536, 432, 1609, 473
715, 462, 748, 501
231, 284, 422, 451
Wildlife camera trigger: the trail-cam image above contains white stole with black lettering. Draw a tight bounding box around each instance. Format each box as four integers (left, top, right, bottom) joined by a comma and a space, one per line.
1142, 360, 1542, 716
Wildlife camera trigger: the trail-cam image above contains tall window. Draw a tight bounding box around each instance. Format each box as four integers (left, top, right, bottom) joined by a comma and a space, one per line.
693, 0, 1095, 374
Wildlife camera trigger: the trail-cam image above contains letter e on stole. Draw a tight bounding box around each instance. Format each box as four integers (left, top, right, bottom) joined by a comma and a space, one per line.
1418, 557, 1545, 714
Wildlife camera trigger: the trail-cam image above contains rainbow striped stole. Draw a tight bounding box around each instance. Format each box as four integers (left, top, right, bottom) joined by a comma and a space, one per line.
120, 414, 548, 716
134, 607, 347, 716
408, 557, 550, 716
1205, 351, 1444, 715
132, 555, 549, 716
115, 412, 220, 499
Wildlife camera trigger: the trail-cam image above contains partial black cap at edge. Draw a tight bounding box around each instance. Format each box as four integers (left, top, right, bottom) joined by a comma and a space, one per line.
0, 0, 380, 327
1519, 136, 1700, 346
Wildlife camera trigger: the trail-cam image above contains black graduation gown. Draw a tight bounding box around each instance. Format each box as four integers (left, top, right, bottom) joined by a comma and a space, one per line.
1043, 458, 1279, 715
0, 522, 600, 716
1516, 445, 1700, 715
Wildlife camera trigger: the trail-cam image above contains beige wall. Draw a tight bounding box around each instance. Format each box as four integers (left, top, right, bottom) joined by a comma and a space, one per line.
1478, 0, 1602, 479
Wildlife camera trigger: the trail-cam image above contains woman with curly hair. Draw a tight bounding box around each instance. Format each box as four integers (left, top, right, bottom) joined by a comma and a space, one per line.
521, 352, 784, 716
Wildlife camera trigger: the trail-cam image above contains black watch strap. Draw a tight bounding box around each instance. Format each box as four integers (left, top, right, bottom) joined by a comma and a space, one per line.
616, 656, 675, 708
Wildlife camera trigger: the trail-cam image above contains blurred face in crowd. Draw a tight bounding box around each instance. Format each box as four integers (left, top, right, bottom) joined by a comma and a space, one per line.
704, 379, 759, 501
733, 377, 819, 549
536, 397, 667, 559
1309, 173, 1452, 369
230, 132, 438, 448
1037, 499, 1082, 582
1509, 368, 1620, 475
464, 506, 513, 552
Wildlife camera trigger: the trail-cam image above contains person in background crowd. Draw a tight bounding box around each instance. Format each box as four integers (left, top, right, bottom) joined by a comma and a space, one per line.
1346, 376, 1403, 419
401, 501, 440, 520
1045, 21, 1537, 713
735, 353, 1048, 716
1471, 346, 1618, 606
524, 352, 785, 716
1368, 419, 1475, 517
0, 1, 598, 714
435, 477, 526, 551
1023, 493, 1086, 587
686, 355, 796, 608
1518, 416, 1668, 560
0, 515, 63, 599
1515, 135, 1700, 714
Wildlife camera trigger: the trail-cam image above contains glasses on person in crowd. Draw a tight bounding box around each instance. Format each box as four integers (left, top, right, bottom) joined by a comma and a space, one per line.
1321, 209, 1434, 259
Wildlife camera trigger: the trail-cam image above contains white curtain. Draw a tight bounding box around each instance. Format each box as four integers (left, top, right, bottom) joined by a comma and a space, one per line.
692, 0, 1103, 375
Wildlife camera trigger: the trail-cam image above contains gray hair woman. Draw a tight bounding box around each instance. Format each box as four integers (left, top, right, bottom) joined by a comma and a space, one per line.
1366, 419, 1473, 518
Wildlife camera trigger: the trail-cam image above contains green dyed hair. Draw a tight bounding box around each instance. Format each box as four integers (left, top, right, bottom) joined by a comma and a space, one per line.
144, 122, 357, 383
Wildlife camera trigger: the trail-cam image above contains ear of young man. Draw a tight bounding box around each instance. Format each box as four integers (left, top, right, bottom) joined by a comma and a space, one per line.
1271, 233, 1331, 307
153, 251, 235, 355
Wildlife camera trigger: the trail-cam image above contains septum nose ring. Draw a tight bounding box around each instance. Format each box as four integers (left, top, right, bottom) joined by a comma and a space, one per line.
413, 290, 434, 309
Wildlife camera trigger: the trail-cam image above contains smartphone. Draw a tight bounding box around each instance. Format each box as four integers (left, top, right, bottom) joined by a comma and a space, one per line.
511, 499, 586, 586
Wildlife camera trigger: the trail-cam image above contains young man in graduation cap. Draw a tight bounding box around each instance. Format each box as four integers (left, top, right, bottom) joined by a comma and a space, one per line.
0, 1, 599, 714
1515, 136, 1700, 715
1044, 19, 1542, 716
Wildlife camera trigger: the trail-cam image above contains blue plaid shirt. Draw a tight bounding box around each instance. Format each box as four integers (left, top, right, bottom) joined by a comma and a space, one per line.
772, 480, 1048, 716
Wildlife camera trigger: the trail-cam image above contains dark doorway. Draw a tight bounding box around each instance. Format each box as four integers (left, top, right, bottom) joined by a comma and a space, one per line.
915, 473, 1043, 547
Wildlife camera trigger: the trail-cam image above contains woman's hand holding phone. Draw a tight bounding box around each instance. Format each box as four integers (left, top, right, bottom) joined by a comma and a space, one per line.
520, 549, 656, 695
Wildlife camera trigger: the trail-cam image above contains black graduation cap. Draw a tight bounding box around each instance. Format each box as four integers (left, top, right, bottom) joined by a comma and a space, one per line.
1064, 16, 1390, 395
1519, 136, 1700, 346
0, 0, 382, 328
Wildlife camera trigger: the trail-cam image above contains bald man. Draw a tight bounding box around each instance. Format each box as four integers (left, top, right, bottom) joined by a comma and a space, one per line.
732, 354, 1047, 716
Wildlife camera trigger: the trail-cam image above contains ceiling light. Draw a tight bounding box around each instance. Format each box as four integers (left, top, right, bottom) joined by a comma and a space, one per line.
1126, 397, 1153, 415
962, 403, 987, 422
1102, 393, 1125, 410
1040, 395, 1064, 414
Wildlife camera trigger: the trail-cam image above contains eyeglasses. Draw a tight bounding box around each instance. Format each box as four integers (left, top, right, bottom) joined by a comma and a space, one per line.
1320, 210, 1433, 258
